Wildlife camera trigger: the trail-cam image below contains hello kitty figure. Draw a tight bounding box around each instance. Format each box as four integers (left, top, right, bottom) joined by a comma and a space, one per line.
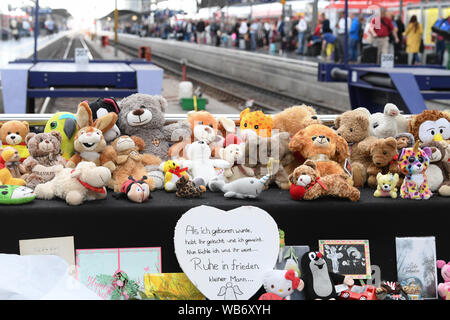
259, 269, 303, 300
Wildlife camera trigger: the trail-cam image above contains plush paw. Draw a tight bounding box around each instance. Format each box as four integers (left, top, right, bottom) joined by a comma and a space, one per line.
65, 191, 84, 206
147, 170, 164, 190
34, 183, 55, 200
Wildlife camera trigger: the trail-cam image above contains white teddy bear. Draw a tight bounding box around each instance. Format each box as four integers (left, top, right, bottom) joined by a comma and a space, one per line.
369, 103, 409, 138
35, 161, 111, 206
181, 140, 230, 186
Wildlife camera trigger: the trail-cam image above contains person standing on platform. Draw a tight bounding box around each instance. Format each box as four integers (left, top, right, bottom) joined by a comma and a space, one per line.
349, 14, 361, 62
250, 19, 260, 51
44, 18, 55, 36
264, 19, 271, 48
370, 8, 399, 64
296, 15, 308, 55
321, 12, 331, 34
239, 19, 248, 49
196, 19, 206, 44
336, 12, 351, 63
404, 15, 423, 65
184, 20, 193, 42
394, 14, 405, 56
10, 19, 19, 41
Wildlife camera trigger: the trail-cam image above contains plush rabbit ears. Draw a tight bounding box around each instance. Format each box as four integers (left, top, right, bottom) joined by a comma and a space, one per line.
76, 101, 118, 133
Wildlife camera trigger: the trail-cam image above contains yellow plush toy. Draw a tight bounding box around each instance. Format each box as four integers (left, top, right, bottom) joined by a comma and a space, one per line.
0, 148, 26, 186
374, 172, 399, 199
239, 108, 273, 139
161, 160, 189, 192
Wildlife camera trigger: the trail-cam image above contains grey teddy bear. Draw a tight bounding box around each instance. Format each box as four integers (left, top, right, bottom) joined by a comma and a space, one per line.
118, 93, 191, 188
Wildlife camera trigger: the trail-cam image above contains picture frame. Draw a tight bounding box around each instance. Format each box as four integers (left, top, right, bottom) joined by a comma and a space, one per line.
319, 240, 371, 280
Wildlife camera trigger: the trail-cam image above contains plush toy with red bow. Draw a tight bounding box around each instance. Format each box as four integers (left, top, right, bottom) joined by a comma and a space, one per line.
113, 176, 151, 203
161, 160, 190, 192
289, 160, 360, 201
259, 269, 303, 300
367, 137, 402, 189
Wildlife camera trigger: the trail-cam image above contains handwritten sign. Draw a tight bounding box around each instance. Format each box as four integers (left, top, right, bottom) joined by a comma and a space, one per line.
19, 236, 75, 266
174, 205, 279, 300
75, 48, 89, 65
381, 53, 394, 68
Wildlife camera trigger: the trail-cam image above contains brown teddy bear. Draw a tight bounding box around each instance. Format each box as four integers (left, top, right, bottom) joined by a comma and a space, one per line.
334, 108, 377, 188
289, 160, 360, 201
422, 141, 450, 195
367, 137, 401, 188
273, 105, 322, 137
21, 132, 67, 189
244, 132, 294, 190
289, 124, 350, 179
109, 135, 160, 192
0, 120, 30, 162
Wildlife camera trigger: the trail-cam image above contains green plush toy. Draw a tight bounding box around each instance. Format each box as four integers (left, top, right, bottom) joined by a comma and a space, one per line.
0, 185, 35, 205
44, 112, 78, 160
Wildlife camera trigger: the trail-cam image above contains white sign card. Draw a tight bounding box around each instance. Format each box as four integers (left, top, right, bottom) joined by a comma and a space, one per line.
174, 205, 279, 300
19, 236, 75, 266
381, 53, 394, 68
75, 48, 89, 65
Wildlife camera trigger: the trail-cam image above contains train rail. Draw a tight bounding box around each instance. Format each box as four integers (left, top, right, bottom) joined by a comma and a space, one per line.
112, 41, 343, 114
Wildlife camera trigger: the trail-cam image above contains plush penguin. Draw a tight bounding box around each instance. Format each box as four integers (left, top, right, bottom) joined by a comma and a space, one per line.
89, 97, 121, 143
300, 250, 354, 300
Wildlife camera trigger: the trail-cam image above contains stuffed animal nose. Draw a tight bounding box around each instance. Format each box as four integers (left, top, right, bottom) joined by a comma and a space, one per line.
133, 109, 144, 116
278, 289, 283, 293
45, 140, 50, 144
10, 135, 16, 140
319, 135, 325, 139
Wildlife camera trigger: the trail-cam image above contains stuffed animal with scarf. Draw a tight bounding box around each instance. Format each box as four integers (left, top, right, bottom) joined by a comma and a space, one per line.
161, 160, 190, 192
398, 141, 433, 200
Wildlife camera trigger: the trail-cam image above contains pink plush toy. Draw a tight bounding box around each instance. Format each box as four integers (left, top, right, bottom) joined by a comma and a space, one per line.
437, 260, 450, 300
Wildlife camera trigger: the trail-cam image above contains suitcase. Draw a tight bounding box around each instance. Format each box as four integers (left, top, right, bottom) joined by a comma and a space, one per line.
395, 51, 408, 65
361, 46, 378, 63
426, 53, 440, 65
239, 39, 246, 49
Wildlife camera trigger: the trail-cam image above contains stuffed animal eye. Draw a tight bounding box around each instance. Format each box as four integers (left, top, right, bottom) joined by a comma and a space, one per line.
271, 285, 274, 289
418, 156, 424, 163
349, 128, 353, 132
408, 156, 416, 163
312, 116, 318, 120
254, 125, 259, 130
373, 123, 379, 129
383, 151, 387, 155
326, 137, 330, 142
15, 132, 19, 135
244, 123, 247, 127
288, 288, 291, 291
309, 252, 316, 260
50, 121, 57, 129
440, 129, 444, 134
209, 124, 213, 128
431, 130, 435, 135
7, 132, 11, 135
311, 136, 317, 141
140, 105, 146, 109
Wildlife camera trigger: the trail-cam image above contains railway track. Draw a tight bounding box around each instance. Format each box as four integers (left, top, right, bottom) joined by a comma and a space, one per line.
113, 42, 342, 114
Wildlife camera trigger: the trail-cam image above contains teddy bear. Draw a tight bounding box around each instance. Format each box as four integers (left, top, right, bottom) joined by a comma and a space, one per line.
334, 108, 377, 187
259, 270, 303, 300
398, 142, 433, 200
21, 132, 67, 189
289, 160, 360, 201
35, 161, 111, 206
67, 102, 117, 172
422, 141, 450, 195
408, 110, 450, 144
369, 103, 409, 138
239, 108, 273, 141
175, 175, 206, 198
436, 260, 450, 300
366, 137, 401, 189
0, 120, 30, 162
273, 105, 322, 137
0, 148, 26, 186
289, 124, 350, 180
109, 135, 160, 192
374, 173, 400, 198
243, 132, 294, 190
0, 147, 25, 179
117, 94, 191, 161
181, 140, 230, 186
161, 159, 190, 192
218, 143, 254, 183
44, 112, 78, 160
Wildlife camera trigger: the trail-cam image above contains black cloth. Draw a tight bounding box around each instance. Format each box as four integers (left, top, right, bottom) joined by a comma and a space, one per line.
1, 188, 448, 282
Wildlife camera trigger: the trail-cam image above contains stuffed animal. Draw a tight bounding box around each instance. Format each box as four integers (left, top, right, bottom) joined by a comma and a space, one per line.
161, 159, 189, 192
109, 135, 159, 192
0, 185, 35, 205
208, 174, 270, 199
0, 120, 30, 162
398, 142, 433, 200
369, 103, 408, 138
395, 132, 415, 158
239, 108, 273, 141
89, 97, 121, 143
441, 142, 450, 196
437, 260, 450, 300
112, 176, 151, 203
367, 137, 401, 189
408, 110, 450, 144
334, 108, 377, 187
374, 173, 400, 198
289, 160, 360, 201
259, 270, 303, 300
218, 143, 254, 183
175, 175, 206, 198
301, 251, 354, 300
273, 105, 322, 137
289, 124, 350, 179
243, 132, 293, 190
182, 140, 230, 186
21, 132, 66, 189
117, 94, 191, 160
0, 148, 26, 186
44, 112, 78, 160
0, 147, 25, 179
35, 161, 111, 206
67, 102, 117, 172
421, 141, 450, 194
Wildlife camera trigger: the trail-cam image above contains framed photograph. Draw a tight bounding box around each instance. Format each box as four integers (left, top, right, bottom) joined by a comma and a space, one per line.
319, 240, 371, 280
395, 236, 438, 299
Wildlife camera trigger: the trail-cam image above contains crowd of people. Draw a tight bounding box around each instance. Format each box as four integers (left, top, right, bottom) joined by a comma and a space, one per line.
117, 9, 448, 67
5, 16, 59, 41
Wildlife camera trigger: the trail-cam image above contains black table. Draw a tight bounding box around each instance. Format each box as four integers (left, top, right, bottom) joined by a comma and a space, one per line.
1, 188, 448, 281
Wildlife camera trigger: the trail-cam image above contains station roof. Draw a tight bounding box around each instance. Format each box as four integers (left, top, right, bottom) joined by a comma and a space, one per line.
98, 10, 142, 22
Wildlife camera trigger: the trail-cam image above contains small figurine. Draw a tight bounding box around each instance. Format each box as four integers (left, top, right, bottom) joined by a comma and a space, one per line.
259, 269, 303, 300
